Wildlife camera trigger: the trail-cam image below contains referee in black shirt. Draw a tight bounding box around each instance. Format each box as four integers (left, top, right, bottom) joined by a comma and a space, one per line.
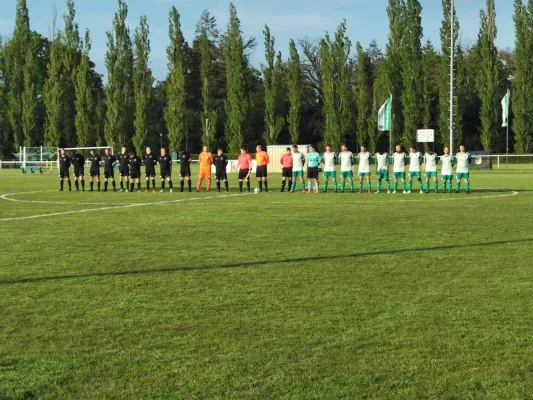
178, 150, 192, 192
88, 150, 101, 191
128, 151, 142, 192
58, 148, 72, 191
118, 146, 129, 192
214, 147, 229, 193
72, 152, 85, 191
143, 147, 157, 192
157, 148, 173, 192
102, 148, 116, 192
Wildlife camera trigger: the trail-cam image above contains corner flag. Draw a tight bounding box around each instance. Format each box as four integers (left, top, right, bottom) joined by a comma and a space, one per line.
502, 89, 510, 127
378, 96, 392, 131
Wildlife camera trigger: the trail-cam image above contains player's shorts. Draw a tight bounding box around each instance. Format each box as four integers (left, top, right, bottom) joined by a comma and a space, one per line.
323, 171, 336, 179
145, 168, 155, 178
160, 169, 171, 179
256, 165, 268, 178
130, 171, 140, 180
199, 169, 211, 179
409, 172, 421, 178
104, 168, 114, 179
377, 170, 389, 180
358, 172, 370, 177
340, 171, 353, 179
307, 167, 319, 179
393, 172, 406, 179
425, 171, 437, 178
238, 169, 251, 180
74, 167, 84, 178
59, 168, 70, 179
282, 167, 292, 178
456, 172, 469, 180
90, 168, 100, 178
292, 170, 304, 178
119, 167, 129, 177
180, 167, 191, 178
216, 169, 227, 180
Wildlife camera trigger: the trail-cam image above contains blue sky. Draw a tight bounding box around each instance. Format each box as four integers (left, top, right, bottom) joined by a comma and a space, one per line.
0, 0, 514, 81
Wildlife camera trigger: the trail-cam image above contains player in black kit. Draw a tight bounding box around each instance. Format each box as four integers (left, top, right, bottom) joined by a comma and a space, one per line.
128, 151, 142, 192
118, 146, 129, 192
88, 150, 101, 191
143, 147, 157, 193
72, 152, 85, 191
178, 150, 192, 192
157, 148, 173, 192
58, 148, 72, 191
214, 147, 229, 193
102, 148, 116, 192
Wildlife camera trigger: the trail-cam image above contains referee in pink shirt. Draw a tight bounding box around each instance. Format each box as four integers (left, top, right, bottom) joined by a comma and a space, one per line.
237, 146, 253, 192
280, 147, 293, 192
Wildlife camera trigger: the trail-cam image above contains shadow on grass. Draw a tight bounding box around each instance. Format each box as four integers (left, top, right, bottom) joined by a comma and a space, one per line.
1, 238, 532, 286
469, 189, 533, 193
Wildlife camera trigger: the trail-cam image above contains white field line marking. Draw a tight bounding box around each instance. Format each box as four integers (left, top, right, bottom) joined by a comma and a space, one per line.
0, 192, 252, 222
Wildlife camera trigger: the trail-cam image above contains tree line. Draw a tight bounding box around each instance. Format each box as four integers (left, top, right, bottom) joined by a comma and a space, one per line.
0, 0, 529, 159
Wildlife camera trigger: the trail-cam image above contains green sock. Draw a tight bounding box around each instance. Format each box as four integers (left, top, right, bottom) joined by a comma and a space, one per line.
377, 181, 382, 192
291, 181, 295, 191
456, 182, 460, 192
359, 182, 363, 191
300, 181, 305, 190
466, 182, 470, 192
350, 182, 354, 192
324, 181, 328, 191
341, 182, 345, 192
443, 182, 446, 192
333, 182, 338, 191
367, 182, 371, 192
386, 180, 391, 191
394, 182, 398, 191
418, 179, 423, 190
425, 182, 429, 192
408, 181, 413, 191
402, 182, 406, 191
434, 182, 438, 192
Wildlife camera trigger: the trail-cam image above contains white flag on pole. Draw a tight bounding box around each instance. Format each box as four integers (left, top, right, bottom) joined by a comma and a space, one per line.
501, 89, 510, 127
378, 96, 392, 131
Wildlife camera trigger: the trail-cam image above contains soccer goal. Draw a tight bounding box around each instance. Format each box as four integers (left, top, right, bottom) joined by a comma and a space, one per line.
60, 147, 115, 167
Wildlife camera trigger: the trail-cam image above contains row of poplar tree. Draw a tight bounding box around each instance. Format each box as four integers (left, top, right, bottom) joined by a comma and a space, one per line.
0, 0, 531, 158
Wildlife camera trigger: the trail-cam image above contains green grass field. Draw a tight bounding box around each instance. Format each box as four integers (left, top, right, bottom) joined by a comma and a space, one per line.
1, 166, 533, 399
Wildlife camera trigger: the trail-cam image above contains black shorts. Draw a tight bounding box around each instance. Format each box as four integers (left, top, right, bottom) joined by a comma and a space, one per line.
130, 171, 140, 180
256, 165, 268, 178
119, 167, 129, 177
59, 168, 69, 179
308, 167, 319, 179
180, 167, 191, 178
238, 169, 250, 180
216, 169, 227, 180
104, 168, 114, 179
90, 168, 100, 177
282, 167, 293, 178
160, 169, 171, 179
145, 168, 155, 178
74, 167, 84, 177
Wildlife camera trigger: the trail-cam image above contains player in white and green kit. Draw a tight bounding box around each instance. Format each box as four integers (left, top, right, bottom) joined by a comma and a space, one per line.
290, 145, 306, 192
357, 145, 372, 193
322, 144, 338, 193
439, 146, 454, 193
407, 146, 424, 194
423, 150, 438, 193
375, 151, 391, 193
338, 144, 355, 193
391, 145, 407, 194
455, 145, 472, 193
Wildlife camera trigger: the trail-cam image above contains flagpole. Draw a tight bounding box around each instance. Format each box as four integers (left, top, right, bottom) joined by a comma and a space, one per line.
450, 0, 455, 155
389, 95, 393, 156
506, 116, 509, 169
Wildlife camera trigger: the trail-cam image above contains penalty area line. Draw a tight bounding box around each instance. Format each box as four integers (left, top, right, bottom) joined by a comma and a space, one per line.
0, 192, 252, 222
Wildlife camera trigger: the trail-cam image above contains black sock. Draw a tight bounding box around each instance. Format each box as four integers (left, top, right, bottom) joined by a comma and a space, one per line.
188, 180, 192, 191
97, 181, 100, 190
224, 181, 228, 190
216, 181, 220, 190
75, 181, 79, 190
282, 180, 286, 190
137, 182, 141, 190
239, 181, 243, 191
169, 180, 173, 189
259, 181, 263, 191
60, 180, 64, 190
81, 180, 85, 189
130, 183, 134, 192
120, 181, 124, 190
162, 181, 165, 190
247, 181, 251, 191
180, 180, 184, 190
68, 180, 71, 190
264, 180, 268, 191
104, 181, 108, 191
152, 179, 155, 190
112, 181, 116, 189
90, 181, 94, 190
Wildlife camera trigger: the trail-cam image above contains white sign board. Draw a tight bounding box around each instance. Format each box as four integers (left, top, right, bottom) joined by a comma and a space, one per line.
417, 129, 435, 143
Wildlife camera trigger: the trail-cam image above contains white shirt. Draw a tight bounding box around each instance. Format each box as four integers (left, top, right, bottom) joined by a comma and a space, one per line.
375, 153, 389, 171
440, 155, 453, 175
291, 152, 305, 172
392, 152, 406, 173
358, 152, 371, 173
455, 152, 471, 173
338, 151, 354, 172
424, 153, 438, 172
408, 152, 422, 172
323, 152, 336, 172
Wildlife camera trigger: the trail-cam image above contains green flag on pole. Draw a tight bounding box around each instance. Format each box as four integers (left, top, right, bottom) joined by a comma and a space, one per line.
501, 89, 510, 127
378, 96, 392, 131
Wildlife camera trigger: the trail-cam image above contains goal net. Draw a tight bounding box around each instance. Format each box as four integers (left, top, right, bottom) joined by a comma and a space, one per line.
60, 147, 115, 167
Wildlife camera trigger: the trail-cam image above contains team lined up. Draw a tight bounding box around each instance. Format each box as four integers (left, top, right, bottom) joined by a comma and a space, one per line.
56, 143, 472, 194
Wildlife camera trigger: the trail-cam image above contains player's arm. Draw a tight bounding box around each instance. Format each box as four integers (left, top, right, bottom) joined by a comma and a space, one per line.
467, 153, 472, 165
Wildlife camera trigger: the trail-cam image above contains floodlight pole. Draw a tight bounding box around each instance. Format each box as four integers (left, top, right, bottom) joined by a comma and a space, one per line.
450, 0, 454, 155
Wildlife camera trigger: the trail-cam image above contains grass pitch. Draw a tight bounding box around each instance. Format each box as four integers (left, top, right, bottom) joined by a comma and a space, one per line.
1, 166, 533, 399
